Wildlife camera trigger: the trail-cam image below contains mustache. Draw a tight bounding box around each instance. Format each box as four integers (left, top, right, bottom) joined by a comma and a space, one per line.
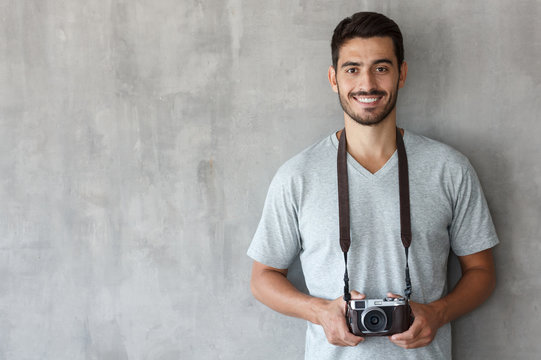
350, 90, 387, 97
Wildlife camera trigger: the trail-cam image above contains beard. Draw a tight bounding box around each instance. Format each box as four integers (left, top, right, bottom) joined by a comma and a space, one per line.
337, 83, 399, 126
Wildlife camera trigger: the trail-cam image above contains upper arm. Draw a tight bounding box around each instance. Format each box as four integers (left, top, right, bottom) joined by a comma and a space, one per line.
250, 260, 289, 299
251, 260, 288, 280
455, 248, 497, 305
457, 248, 494, 273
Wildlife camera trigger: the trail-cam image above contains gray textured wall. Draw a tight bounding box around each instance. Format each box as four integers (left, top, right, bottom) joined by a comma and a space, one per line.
0, 0, 539, 359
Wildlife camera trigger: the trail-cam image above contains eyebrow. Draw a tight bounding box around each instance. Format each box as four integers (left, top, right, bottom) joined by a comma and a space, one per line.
340, 58, 394, 68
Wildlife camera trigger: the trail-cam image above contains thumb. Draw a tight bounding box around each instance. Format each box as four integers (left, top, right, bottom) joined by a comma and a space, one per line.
350, 290, 366, 300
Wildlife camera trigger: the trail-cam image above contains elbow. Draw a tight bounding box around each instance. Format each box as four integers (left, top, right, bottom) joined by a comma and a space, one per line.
250, 268, 265, 302
484, 254, 497, 298
250, 275, 259, 300
475, 265, 497, 300
488, 267, 497, 297
249, 261, 289, 303
476, 264, 497, 302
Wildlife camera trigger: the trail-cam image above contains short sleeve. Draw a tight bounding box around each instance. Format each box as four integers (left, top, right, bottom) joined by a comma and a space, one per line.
449, 162, 499, 256
247, 168, 302, 269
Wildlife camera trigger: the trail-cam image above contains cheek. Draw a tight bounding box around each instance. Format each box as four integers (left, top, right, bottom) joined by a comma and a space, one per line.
337, 78, 356, 93
377, 77, 395, 89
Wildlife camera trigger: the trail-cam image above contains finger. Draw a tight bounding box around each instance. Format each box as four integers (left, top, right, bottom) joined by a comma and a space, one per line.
345, 334, 365, 346
389, 335, 428, 349
341, 330, 365, 346
386, 292, 402, 299
390, 318, 422, 341
338, 299, 365, 346
329, 322, 365, 346
350, 290, 366, 300
389, 334, 432, 349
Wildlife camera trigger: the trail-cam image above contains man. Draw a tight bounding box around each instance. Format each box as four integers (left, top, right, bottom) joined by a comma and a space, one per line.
247, 12, 498, 359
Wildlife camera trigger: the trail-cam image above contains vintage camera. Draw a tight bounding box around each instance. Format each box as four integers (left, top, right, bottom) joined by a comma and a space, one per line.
346, 297, 413, 336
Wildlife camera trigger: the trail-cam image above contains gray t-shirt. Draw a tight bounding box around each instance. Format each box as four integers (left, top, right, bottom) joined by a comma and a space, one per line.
247, 130, 499, 360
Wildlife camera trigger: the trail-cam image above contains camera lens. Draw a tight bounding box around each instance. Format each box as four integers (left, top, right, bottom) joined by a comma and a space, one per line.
361, 307, 387, 332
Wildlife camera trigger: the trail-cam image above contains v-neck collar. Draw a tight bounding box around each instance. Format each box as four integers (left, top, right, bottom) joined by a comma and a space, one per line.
330, 129, 409, 179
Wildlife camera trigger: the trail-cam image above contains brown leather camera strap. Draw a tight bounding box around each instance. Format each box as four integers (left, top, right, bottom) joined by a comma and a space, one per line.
338, 127, 412, 301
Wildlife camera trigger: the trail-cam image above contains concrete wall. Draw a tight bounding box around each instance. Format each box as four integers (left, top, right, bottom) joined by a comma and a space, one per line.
0, 0, 539, 359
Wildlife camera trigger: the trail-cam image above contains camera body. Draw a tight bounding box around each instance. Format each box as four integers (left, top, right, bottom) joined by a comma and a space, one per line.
346, 297, 413, 336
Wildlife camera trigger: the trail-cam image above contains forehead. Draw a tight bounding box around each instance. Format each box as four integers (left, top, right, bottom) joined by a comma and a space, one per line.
337, 36, 397, 65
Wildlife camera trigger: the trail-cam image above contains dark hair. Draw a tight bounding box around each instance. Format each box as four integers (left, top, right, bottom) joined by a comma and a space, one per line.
331, 12, 404, 69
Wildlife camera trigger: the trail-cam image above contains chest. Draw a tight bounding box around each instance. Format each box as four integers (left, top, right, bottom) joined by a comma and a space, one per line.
297, 168, 453, 257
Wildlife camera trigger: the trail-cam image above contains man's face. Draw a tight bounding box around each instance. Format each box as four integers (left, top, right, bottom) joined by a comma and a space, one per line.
329, 36, 407, 126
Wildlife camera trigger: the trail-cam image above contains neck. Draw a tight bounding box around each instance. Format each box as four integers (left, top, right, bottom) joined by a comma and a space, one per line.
337, 113, 402, 173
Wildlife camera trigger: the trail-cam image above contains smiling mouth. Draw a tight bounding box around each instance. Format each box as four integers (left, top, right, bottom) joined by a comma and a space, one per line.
352, 95, 383, 105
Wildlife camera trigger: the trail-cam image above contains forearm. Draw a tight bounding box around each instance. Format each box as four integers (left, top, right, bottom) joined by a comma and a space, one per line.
250, 266, 327, 324
430, 255, 496, 326
251, 261, 365, 346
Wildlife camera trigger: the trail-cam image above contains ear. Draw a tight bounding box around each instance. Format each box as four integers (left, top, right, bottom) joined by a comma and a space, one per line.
398, 61, 408, 89
328, 65, 338, 93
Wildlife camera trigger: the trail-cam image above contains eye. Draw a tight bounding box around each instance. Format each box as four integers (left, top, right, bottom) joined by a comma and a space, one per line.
375, 66, 388, 73
346, 68, 358, 74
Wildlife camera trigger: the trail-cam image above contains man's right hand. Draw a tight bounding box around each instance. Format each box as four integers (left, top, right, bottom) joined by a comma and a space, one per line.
250, 262, 365, 347
314, 290, 366, 346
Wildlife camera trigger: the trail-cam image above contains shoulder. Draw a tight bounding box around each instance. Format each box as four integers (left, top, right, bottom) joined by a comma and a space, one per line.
403, 130, 479, 197
271, 134, 336, 187
404, 130, 473, 174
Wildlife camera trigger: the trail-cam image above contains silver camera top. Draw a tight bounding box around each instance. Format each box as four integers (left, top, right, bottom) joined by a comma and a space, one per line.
384, 296, 406, 302
349, 297, 407, 310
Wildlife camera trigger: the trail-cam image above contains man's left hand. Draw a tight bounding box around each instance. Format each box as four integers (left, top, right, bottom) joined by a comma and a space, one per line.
386, 292, 444, 349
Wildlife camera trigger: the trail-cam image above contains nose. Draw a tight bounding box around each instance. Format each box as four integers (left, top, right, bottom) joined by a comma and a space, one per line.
356, 69, 377, 93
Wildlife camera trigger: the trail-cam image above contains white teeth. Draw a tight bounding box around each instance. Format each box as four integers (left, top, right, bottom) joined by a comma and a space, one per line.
355, 97, 379, 103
